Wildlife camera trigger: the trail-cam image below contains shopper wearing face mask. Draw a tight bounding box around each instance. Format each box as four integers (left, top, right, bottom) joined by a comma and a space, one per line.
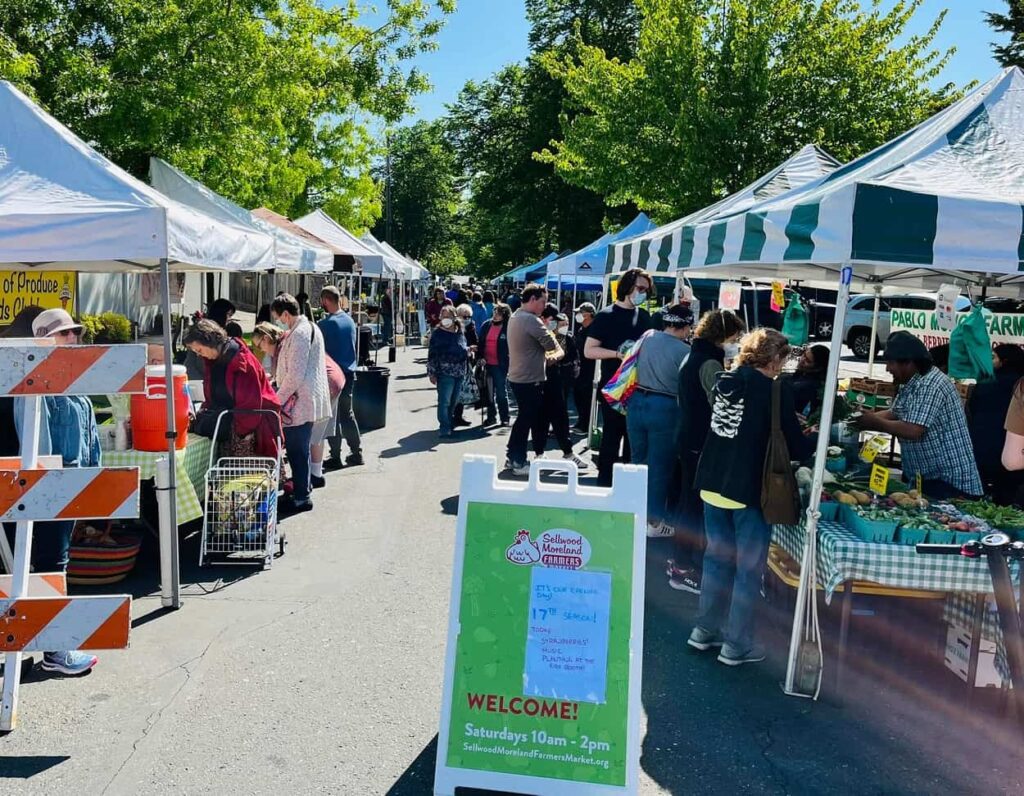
688, 329, 814, 666
584, 268, 654, 486
572, 302, 597, 433
452, 304, 479, 427
428, 305, 470, 437
479, 303, 512, 426
667, 309, 746, 595
535, 305, 585, 466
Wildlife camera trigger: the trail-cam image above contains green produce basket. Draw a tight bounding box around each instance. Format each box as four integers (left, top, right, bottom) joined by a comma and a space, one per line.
818, 502, 839, 522
896, 527, 928, 546
841, 504, 897, 544
954, 531, 981, 545
926, 529, 956, 545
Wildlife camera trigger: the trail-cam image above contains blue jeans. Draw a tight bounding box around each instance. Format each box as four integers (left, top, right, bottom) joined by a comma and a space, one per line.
697, 503, 772, 651
625, 391, 681, 526
3, 520, 74, 572
283, 422, 314, 504
436, 375, 462, 435
487, 365, 510, 423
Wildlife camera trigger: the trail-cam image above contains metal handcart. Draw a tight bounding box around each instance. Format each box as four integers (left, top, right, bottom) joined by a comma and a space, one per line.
200, 409, 286, 569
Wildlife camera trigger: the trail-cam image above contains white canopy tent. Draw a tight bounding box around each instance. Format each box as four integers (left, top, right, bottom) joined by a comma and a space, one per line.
359, 232, 410, 280
0, 80, 279, 614
294, 209, 386, 276
656, 66, 1024, 697
150, 158, 333, 273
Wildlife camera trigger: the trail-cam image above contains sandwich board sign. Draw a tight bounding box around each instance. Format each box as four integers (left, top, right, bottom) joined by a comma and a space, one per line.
435, 456, 647, 796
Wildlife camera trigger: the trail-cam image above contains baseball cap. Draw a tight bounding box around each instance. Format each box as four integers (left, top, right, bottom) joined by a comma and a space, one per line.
575, 302, 597, 314
32, 308, 83, 338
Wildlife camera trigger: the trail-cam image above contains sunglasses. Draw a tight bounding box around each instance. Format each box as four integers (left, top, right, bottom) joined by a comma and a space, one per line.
55, 329, 80, 338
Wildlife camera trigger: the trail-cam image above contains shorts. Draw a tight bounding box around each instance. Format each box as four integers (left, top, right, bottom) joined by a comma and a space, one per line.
311, 393, 341, 446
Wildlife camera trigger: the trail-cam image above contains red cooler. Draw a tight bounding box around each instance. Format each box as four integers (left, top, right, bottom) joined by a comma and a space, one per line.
131, 365, 190, 451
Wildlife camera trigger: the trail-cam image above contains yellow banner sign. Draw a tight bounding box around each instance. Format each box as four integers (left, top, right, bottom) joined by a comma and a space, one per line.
0, 272, 76, 324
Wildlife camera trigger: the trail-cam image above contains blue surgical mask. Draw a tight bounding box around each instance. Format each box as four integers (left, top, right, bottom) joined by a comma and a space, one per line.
273, 318, 288, 330
724, 343, 740, 360
632, 290, 648, 305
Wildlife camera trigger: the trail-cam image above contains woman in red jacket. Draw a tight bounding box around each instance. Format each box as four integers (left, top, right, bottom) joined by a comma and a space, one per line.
183, 319, 282, 458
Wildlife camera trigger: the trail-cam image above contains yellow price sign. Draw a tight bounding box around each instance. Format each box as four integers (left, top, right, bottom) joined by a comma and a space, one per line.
859, 434, 889, 463
771, 281, 786, 310
869, 464, 890, 496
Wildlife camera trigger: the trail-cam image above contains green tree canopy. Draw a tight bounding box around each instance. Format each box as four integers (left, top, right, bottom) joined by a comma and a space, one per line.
540, 0, 959, 221
0, 0, 454, 232
987, 1, 1024, 68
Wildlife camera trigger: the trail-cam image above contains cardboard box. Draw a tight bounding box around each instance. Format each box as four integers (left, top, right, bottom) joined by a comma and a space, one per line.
849, 378, 897, 397
944, 622, 1006, 688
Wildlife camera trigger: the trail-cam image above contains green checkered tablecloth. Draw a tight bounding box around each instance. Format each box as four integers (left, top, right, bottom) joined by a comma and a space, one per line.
102, 434, 212, 525
772, 520, 1015, 603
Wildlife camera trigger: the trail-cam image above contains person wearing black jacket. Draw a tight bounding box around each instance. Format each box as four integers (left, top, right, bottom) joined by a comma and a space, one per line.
452, 304, 479, 427
480, 304, 512, 426
536, 305, 584, 464
688, 329, 814, 666
572, 302, 597, 432
667, 309, 745, 595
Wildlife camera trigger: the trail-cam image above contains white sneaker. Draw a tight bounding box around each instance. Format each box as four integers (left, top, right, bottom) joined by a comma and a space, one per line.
563, 451, 590, 469
646, 521, 674, 538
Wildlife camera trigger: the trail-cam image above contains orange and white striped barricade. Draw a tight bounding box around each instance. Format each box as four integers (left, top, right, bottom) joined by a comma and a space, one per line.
0, 341, 145, 732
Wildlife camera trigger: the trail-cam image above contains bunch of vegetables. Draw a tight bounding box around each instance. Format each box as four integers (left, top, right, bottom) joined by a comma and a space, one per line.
951, 500, 1024, 530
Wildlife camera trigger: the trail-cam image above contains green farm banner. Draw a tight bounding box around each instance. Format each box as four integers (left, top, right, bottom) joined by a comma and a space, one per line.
445, 500, 635, 787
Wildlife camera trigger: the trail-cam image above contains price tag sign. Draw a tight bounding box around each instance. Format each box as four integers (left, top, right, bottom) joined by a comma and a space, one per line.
771, 281, 786, 312
718, 282, 742, 311
859, 434, 889, 463
869, 464, 890, 496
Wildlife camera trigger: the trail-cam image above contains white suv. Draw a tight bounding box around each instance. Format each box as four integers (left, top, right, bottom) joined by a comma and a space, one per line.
842, 293, 971, 359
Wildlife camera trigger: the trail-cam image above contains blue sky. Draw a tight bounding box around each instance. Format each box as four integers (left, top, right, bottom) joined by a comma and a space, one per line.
359, 0, 1009, 122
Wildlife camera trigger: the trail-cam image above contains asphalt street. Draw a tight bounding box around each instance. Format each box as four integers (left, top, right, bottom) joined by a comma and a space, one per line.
1, 344, 1021, 795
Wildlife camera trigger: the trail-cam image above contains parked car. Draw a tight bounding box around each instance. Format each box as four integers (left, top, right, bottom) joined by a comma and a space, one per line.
841, 292, 972, 359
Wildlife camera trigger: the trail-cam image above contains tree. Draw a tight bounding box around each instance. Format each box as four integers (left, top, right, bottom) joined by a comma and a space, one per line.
987, 1, 1024, 68
371, 121, 464, 275
446, 0, 641, 277
0, 0, 455, 232
540, 0, 960, 221
0, 32, 36, 91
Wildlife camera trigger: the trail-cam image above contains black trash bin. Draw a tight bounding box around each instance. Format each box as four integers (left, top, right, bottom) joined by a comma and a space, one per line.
357, 326, 374, 367
353, 365, 390, 431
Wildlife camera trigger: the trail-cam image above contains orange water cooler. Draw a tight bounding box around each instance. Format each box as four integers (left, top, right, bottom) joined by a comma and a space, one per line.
130, 365, 190, 451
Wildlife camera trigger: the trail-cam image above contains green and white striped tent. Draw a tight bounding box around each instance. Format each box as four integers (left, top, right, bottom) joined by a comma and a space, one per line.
609, 144, 839, 273
619, 67, 1024, 290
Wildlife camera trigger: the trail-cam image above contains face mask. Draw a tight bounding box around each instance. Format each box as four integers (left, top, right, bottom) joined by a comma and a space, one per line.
575, 313, 585, 324
492, 316, 502, 324
546, 320, 557, 331
724, 343, 740, 360
632, 290, 648, 305
273, 318, 288, 330
441, 317, 454, 328
558, 325, 569, 335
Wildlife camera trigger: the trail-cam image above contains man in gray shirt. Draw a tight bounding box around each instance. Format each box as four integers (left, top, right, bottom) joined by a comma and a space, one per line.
506, 283, 562, 474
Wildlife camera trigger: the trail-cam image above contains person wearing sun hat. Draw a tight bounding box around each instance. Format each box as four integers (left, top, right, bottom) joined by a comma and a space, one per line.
856, 330, 982, 499
7, 307, 101, 675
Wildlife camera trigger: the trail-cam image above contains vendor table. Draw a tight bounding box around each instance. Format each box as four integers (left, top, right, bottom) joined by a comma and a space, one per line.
102, 433, 211, 525
772, 520, 1016, 690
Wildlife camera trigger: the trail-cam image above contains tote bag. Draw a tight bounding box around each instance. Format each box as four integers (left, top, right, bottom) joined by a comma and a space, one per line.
761, 379, 801, 524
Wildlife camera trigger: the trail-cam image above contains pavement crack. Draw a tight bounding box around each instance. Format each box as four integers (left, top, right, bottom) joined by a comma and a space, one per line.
100, 629, 226, 794
754, 716, 792, 795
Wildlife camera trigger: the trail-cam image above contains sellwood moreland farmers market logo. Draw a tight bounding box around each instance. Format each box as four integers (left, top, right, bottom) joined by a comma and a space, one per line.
505, 528, 591, 570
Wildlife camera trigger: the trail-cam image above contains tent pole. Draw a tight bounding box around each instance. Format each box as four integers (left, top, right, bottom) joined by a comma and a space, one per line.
784, 265, 853, 698
159, 257, 182, 609
867, 284, 882, 378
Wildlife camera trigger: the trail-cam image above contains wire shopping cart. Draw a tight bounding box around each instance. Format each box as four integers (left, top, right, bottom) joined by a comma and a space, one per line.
199, 409, 285, 569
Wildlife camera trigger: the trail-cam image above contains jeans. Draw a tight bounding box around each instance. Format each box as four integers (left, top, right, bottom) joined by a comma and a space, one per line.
284, 422, 314, 504
597, 394, 630, 487
672, 453, 705, 573
436, 374, 462, 435
486, 365, 510, 423
328, 372, 362, 460
625, 391, 680, 526
508, 381, 545, 466
697, 503, 772, 651
3, 520, 74, 572
538, 377, 572, 456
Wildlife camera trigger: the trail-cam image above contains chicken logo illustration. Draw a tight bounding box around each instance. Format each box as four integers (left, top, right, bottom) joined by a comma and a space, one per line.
59, 275, 72, 310
505, 529, 541, 565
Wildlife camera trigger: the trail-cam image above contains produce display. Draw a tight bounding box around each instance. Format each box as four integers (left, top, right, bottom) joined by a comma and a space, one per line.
950, 500, 1024, 531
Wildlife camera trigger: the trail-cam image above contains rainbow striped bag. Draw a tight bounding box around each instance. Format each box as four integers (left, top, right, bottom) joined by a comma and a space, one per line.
601, 330, 655, 414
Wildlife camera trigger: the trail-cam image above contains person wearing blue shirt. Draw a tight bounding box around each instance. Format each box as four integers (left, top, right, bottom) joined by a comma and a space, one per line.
318, 286, 363, 469
470, 291, 489, 335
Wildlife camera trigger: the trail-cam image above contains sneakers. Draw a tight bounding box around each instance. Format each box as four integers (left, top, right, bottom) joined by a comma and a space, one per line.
686, 627, 724, 651
506, 460, 529, 476
41, 650, 98, 676
279, 497, 313, 517
646, 520, 674, 538
345, 452, 364, 466
323, 458, 344, 472
483, 415, 496, 426
453, 418, 472, 428
500, 420, 510, 427
311, 475, 326, 489
717, 644, 766, 666
669, 572, 702, 595
562, 452, 590, 469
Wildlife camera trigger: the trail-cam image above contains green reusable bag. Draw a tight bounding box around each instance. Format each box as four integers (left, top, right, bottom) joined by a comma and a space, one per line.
948, 305, 994, 382
781, 294, 809, 346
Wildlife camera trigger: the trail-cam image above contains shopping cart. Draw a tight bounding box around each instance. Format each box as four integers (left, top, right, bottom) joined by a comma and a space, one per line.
199, 409, 285, 569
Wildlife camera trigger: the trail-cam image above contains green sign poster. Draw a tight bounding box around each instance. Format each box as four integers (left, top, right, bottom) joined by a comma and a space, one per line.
435, 457, 647, 796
